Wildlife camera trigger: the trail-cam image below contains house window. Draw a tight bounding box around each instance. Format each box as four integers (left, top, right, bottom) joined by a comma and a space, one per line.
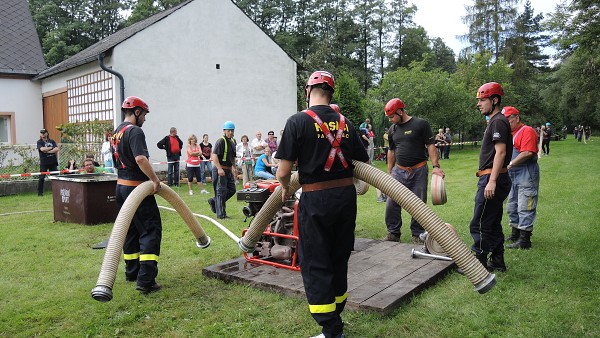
66, 70, 114, 123
0, 112, 15, 144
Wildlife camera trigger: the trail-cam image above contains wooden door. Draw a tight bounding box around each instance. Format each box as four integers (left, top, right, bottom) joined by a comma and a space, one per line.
42, 91, 68, 142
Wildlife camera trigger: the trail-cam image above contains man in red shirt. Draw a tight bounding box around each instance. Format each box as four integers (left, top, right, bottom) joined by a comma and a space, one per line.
157, 127, 183, 186
503, 106, 539, 249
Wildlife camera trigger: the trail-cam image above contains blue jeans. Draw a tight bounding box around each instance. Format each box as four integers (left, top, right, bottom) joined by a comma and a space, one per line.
104, 159, 114, 173
199, 160, 212, 184
507, 161, 539, 232
254, 170, 275, 180
385, 165, 428, 237
167, 155, 180, 186
469, 173, 511, 254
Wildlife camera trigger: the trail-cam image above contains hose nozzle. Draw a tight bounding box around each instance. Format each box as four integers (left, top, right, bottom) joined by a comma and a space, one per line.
91, 285, 113, 302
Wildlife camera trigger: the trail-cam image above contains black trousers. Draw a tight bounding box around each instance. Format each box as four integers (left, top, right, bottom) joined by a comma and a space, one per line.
37, 163, 58, 195
298, 184, 356, 338
116, 184, 162, 287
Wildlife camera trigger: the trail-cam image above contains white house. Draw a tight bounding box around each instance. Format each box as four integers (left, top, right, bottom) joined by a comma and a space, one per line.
0, 0, 46, 145
33, 0, 298, 167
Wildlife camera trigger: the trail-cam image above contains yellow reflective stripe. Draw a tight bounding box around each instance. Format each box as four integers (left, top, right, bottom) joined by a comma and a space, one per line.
335, 292, 348, 304
139, 254, 159, 262
123, 252, 140, 260
527, 196, 533, 210
308, 302, 336, 314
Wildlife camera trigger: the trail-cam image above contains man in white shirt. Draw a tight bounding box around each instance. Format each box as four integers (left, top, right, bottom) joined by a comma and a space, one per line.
251, 131, 268, 158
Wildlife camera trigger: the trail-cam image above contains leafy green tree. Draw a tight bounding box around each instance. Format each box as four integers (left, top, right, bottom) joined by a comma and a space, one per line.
462, 0, 519, 62
333, 71, 363, 125
387, 0, 417, 70
423, 38, 456, 73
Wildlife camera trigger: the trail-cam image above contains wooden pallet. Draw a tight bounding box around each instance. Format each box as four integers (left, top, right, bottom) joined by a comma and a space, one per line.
203, 238, 455, 314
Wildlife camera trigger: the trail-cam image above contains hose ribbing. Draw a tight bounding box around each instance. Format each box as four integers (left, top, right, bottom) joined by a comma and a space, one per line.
351, 161, 494, 292
239, 162, 495, 293
91, 182, 210, 302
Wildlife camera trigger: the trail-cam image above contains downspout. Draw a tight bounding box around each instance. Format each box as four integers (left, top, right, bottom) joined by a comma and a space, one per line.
98, 53, 125, 122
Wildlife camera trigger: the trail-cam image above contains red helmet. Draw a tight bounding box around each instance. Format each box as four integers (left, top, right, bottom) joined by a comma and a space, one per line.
384, 98, 405, 117
476, 82, 504, 99
122, 96, 149, 112
502, 106, 519, 118
330, 104, 340, 113
306, 71, 335, 91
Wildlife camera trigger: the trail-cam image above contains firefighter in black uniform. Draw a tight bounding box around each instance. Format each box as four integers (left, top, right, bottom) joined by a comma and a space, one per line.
112, 96, 163, 294
470, 82, 513, 272
276, 71, 369, 338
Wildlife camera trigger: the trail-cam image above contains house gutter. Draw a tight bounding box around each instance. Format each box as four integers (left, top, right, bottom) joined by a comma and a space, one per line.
98, 53, 125, 122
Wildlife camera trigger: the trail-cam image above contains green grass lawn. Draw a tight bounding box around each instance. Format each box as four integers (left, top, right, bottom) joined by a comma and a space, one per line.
1, 138, 599, 337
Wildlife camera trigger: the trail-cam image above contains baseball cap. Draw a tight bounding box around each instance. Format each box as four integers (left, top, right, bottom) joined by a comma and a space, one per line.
501, 106, 519, 117
40, 128, 48, 133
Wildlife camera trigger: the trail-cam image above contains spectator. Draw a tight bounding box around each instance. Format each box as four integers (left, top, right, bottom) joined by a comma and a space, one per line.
185, 134, 208, 195
541, 122, 551, 155
36, 128, 59, 196
101, 132, 114, 173
85, 153, 101, 167
65, 159, 78, 171
444, 128, 452, 159
113, 96, 163, 294
251, 131, 268, 159
236, 135, 253, 186
367, 125, 375, 163
435, 128, 447, 160
82, 158, 106, 173
383, 98, 444, 244
199, 134, 213, 185
266, 130, 278, 153
208, 121, 237, 219
254, 147, 276, 180
157, 127, 183, 186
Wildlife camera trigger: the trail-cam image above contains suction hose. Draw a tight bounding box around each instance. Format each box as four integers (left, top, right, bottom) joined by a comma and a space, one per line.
91, 182, 211, 302
239, 161, 496, 294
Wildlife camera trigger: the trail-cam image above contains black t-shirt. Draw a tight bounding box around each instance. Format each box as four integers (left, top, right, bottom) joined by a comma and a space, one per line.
212, 136, 236, 167
114, 122, 150, 181
388, 117, 434, 167
37, 138, 58, 166
479, 113, 513, 170
275, 105, 369, 184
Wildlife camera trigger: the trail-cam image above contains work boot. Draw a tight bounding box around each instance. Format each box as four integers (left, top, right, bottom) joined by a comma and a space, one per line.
475, 252, 488, 267
488, 249, 507, 272
383, 232, 400, 242
411, 235, 425, 245
505, 227, 520, 243
136, 282, 162, 294
507, 230, 532, 249
208, 198, 216, 214
456, 252, 488, 275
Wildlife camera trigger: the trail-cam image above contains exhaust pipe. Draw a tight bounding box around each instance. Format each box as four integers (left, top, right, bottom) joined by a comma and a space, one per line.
239, 161, 496, 294
91, 182, 211, 302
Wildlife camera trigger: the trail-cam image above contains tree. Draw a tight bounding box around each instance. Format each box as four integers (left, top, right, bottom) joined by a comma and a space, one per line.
462, 0, 519, 63
333, 71, 363, 125
30, 0, 127, 66
423, 38, 456, 73
387, 0, 417, 70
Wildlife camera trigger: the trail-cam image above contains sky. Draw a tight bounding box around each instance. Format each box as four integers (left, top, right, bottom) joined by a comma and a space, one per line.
412, 0, 563, 55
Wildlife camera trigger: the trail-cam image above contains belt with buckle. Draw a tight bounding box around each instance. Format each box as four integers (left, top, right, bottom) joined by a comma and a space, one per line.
117, 179, 145, 186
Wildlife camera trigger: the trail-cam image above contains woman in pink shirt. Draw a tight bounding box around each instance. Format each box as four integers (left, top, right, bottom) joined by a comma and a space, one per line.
186, 134, 209, 195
